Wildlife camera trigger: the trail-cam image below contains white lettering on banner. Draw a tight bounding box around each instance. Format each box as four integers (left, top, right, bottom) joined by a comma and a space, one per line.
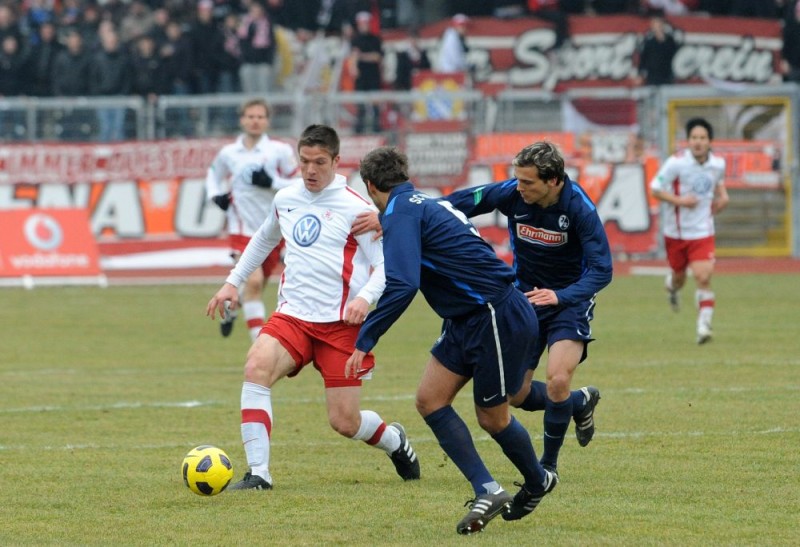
0, 185, 30, 208
175, 179, 226, 237
591, 134, 630, 164
509, 29, 555, 87
91, 181, 144, 237
9, 253, 90, 269
37, 183, 90, 208
596, 164, 650, 232
673, 37, 773, 83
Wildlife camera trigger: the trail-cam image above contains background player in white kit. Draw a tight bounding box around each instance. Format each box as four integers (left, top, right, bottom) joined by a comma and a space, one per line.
205, 98, 300, 341
206, 124, 420, 490
651, 117, 729, 344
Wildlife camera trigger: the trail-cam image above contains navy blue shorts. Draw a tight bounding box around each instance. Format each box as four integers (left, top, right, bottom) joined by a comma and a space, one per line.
431, 286, 538, 407
528, 297, 597, 371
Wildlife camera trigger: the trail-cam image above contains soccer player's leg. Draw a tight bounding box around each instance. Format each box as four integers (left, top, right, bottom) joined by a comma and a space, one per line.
231, 316, 310, 491
424, 336, 508, 534
318, 323, 420, 481
688, 237, 716, 344
664, 236, 689, 313
539, 339, 583, 471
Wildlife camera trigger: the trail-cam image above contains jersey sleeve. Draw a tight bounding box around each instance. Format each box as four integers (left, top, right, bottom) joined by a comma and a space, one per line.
650, 156, 677, 194
445, 180, 516, 218
205, 150, 230, 200
353, 231, 386, 306
355, 208, 422, 352
224, 206, 282, 288
553, 210, 613, 305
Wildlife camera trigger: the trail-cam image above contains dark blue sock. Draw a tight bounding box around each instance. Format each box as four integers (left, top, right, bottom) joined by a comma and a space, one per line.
492, 415, 545, 488
424, 406, 497, 495
541, 397, 572, 469
570, 389, 587, 418
516, 379, 547, 411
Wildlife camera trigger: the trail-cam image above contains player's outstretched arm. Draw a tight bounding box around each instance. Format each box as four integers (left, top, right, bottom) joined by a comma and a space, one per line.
206, 283, 239, 320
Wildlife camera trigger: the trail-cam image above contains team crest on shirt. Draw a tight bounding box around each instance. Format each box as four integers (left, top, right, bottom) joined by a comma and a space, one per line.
558, 215, 570, 230
322, 209, 334, 221
293, 214, 321, 247
517, 224, 568, 247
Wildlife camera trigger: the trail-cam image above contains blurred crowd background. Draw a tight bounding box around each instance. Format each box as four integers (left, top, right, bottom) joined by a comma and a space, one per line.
1, 0, 799, 100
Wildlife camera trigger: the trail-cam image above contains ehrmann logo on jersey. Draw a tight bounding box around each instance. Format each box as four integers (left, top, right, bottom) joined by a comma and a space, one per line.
517, 224, 567, 246
293, 215, 322, 247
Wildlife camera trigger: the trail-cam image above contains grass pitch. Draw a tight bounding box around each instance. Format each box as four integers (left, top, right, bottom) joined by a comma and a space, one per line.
1, 273, 798, 545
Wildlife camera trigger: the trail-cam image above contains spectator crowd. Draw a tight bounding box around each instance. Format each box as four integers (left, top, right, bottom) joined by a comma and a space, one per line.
1, 0, 799, 102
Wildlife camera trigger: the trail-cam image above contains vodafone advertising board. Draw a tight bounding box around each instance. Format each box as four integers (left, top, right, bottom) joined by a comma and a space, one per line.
0, 209, 101, 278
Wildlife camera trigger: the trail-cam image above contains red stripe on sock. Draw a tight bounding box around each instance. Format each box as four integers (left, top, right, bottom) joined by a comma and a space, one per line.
698, 299, 714, 308
366, 422, 386, 445
247, 318, 265, 329
242, 408, 272, 437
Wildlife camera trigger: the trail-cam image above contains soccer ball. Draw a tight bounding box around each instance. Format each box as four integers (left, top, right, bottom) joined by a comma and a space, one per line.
181, 445, 234, 496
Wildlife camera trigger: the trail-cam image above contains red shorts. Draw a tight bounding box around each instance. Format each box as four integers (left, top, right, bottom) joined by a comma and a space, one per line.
230, 234, 284, 277
261, 312, 375, 388
665, 235, 715, 273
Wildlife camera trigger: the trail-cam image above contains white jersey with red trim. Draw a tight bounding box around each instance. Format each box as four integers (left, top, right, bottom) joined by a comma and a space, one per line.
205, 134, 300, 237
650, 148, 726, 240
225, 175, 385, 323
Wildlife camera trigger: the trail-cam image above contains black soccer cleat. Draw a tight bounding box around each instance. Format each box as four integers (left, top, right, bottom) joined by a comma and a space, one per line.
668, 288, 680, 312
502, 469, 558, 521
574, 386, 601, 447
388, 422, 420, 481
228, 471, 272, 491
219, 300, 237, 338
457, 491, 513, 535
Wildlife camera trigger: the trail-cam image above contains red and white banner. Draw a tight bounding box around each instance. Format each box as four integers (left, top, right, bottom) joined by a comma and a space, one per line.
0, 209, 101, 278
383, 15, 782, 91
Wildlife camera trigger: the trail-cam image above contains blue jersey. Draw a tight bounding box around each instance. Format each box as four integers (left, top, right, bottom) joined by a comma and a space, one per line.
445, 175, 613, 305
355, 182, 517, 352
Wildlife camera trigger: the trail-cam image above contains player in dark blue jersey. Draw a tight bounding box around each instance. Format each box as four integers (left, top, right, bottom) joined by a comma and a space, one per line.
446, 141, 613, 474
346, 146, 558, 535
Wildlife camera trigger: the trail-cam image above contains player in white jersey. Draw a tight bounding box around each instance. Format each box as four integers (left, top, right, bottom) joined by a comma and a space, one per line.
205, 98, 300, 341
650, 117, 729, 344
205, 124, 420, 491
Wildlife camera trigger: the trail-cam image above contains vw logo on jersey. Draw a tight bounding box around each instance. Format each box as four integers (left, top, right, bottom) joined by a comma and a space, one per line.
558, 214, 570, 230
293, 214, 322, 247
24, 213, 63, 251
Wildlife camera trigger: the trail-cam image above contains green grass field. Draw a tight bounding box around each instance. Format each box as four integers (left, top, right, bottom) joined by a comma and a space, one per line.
2, 273, 798, 546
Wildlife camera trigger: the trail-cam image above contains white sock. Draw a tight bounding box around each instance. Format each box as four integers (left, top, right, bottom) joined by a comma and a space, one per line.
240, 381, 273, 483
695, 289, 714, 327
243, 300, 266, 342
351, 410, 400, 454
665, 273, 675, 291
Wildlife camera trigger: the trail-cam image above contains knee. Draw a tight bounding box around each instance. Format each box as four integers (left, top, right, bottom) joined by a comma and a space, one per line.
546, 373, 571, 402
243, 350, 277, 385
476, 409, 509, 435
416, 392, 443, 418
328, 413, 359, 438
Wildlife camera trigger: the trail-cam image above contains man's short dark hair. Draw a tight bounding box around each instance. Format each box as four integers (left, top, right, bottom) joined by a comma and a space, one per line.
298, 124, 340, 158
686, 117, 714, 140
359, 146, 409, 192
512, 141, 565, 183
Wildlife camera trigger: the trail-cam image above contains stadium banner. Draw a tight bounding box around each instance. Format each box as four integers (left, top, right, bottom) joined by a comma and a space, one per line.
0, 136, 667, 273
383, 15, 782, 90
0, 137, 387, 275
0, 209, 101, 280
